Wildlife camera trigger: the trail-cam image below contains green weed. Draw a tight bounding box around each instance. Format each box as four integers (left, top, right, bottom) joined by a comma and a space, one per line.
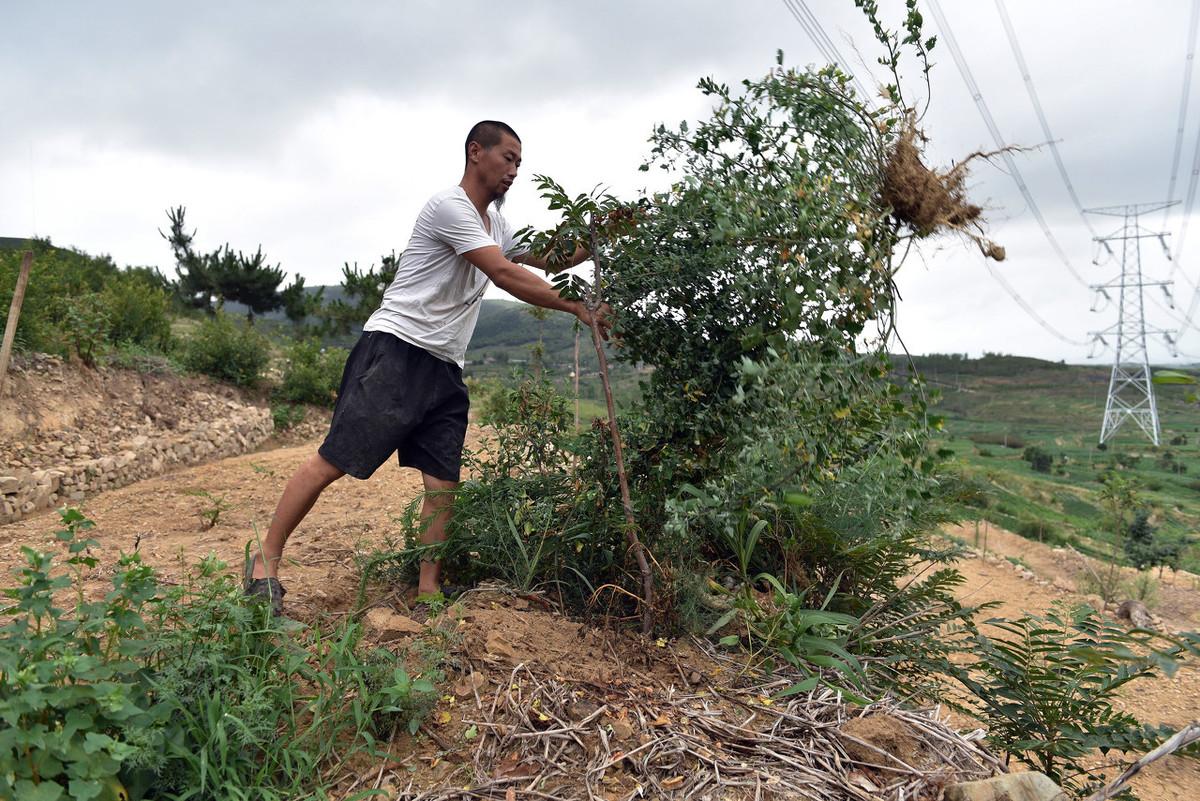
0, 509, 439, 801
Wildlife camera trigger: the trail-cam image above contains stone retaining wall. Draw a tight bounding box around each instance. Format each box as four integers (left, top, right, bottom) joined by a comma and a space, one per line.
0, 403, 273, 524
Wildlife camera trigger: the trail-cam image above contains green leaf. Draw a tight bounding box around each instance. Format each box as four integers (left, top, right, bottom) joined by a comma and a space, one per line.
15, 779, 67, 801
67, 778, 103, 801
705, 608, 739, 636
775, 676, 819, 697
1152, 369, 1197, 385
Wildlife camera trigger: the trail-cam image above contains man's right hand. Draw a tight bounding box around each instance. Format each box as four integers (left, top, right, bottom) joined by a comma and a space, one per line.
576, 301, 614, 340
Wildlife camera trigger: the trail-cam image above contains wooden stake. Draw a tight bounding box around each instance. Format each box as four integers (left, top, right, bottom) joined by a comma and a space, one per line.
0, 250, 33, 395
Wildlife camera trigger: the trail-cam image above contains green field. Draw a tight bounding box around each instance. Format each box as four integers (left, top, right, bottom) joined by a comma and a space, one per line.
912, 354, 1200, 571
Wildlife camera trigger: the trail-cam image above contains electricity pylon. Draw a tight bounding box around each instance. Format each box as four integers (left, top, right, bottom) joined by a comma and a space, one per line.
1087, 202, 1177, 446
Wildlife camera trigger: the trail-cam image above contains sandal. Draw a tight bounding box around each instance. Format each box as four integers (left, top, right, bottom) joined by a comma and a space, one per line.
244, 552, 287, 617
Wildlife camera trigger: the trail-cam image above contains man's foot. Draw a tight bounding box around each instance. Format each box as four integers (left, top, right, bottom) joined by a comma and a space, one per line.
244, 552, 287, 617
408, 592, 444, 624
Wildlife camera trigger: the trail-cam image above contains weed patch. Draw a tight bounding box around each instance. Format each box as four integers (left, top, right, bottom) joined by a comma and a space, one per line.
0, 509, 438, 801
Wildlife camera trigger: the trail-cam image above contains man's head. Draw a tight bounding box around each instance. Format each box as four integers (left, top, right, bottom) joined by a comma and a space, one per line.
464, 120, 522, 206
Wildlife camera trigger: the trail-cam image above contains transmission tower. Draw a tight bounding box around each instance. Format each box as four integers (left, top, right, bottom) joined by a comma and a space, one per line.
1087, 202, 1177, 446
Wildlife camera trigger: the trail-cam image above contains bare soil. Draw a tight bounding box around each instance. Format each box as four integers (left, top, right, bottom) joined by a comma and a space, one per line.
1, 363, 1197, 798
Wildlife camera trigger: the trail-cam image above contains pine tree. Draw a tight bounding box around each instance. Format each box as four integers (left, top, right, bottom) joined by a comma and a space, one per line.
160, 206, 286, 322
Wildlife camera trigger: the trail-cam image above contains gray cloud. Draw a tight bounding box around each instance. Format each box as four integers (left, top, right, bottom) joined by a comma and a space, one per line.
4, 0, 1200, 363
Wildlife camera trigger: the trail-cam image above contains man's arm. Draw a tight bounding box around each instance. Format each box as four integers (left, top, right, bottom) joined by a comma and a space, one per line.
513, 245, 590, 274
463, 245, 610, 334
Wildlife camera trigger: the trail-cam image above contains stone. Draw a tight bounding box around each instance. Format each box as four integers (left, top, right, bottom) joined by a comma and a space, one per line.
1051, 577, 1074, 593
1116, 599, 1155, 630
945, 773, 1067, 801
0, 476, 18, 494
363, 607, 424, 642
484, 631, 518, 662
606, 715, 634, 741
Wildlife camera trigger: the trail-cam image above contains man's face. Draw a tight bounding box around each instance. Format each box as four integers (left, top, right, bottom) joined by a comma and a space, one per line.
473, 133, 522, 203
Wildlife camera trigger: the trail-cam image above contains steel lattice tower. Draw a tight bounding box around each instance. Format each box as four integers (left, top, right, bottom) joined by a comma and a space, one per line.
1087, 202, 1176, 446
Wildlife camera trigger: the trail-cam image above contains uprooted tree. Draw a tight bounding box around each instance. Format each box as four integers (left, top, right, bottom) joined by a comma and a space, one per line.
405, 2, 1012, 690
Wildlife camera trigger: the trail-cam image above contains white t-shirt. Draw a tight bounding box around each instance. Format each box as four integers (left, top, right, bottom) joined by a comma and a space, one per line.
364, 186, 527, 367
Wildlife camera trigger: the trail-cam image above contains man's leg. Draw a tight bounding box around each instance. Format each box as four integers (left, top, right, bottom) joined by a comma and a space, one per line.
252, 452, 345, 579
416, 472, 459, 596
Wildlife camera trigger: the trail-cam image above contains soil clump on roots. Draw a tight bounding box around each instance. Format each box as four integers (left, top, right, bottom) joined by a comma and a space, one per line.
882, 119, 1006, 262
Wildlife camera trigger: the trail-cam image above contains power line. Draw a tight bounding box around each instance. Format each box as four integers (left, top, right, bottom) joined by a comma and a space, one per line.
926, 0, 1093, 292
1172, 2, 1200, 267
778, 0, 876, 107
993, 0, 1098, 240
1160, 1, 1200, 346
983, 259, 1090, 346
1164, 0, 1200, 231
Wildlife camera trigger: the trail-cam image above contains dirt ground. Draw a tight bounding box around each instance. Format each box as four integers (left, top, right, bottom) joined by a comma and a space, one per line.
2, 428, 1198, 798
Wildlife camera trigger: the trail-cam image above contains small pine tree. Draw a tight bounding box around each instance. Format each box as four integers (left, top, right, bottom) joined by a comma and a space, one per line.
160, 206, 287, 322
315, 253, 399, 336
1124, 509, 1157, 570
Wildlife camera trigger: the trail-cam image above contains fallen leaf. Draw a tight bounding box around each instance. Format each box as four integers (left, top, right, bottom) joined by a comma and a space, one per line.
436, 710, 452, 725
651, 714, 669, 727
505, 790, 516, 801
493, 751, 539, 780
662, 776, 684, 789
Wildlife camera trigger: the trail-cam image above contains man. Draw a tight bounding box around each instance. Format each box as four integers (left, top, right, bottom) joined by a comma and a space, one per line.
245, 120, 604, 615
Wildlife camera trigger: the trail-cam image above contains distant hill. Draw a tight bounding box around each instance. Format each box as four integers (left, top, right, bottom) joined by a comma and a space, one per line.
0, 237, 34, 250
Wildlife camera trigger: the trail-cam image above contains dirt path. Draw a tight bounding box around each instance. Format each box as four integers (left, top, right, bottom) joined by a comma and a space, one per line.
2, 438, 1197, 799
0, 430, 481, 617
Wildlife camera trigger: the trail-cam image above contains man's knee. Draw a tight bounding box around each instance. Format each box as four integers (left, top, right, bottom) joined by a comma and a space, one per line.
304, 452, 346, 486
422, 473, 458, 505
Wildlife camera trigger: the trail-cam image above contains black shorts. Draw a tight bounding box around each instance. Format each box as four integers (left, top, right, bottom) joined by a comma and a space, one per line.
318, 331, 469, 482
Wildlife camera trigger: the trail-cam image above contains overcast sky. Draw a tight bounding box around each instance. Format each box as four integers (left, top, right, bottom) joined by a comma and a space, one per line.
4, 0, 1200, 364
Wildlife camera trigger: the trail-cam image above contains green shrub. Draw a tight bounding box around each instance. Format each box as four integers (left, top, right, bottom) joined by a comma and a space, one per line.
1022, 445, 1053, 473
53, 292, 111, 366
271, 402, 307, 431
0, 509, 161, 801
180, 313, 270, 387
0, 509, 438, 801
274, 338, 347, 407
1017, 518, 1056, 543
967, 431, 1026, 449
0, 241, 117, 356
101, 274, 173, 350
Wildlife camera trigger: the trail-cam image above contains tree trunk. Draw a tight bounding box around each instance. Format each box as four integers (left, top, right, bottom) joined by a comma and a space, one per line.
587, 218, 654, 635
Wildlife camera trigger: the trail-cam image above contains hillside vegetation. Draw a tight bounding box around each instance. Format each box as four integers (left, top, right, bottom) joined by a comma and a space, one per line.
908, 354, 1200, 574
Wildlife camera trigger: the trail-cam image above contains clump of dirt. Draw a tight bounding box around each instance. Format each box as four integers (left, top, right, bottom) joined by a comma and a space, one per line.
882, 119, 1006, 261
840, 713, 938, 771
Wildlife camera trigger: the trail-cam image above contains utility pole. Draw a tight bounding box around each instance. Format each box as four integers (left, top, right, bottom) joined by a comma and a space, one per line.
1087, 202, 1177, 446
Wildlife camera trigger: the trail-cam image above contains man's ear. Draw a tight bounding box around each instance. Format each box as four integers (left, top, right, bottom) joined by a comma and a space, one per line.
467, 141, 481, 164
